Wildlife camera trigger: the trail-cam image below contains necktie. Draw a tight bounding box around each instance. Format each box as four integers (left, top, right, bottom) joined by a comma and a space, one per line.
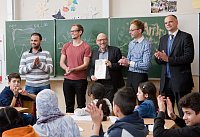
166, 34, 174, 78
167, 35, 174, 55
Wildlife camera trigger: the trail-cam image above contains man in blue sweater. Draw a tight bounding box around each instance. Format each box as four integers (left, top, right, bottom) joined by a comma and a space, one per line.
86, 87, 148, 137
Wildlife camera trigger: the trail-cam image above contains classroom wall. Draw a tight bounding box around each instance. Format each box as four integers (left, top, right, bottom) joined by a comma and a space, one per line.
110, 0, 200, 17
0, 0, 199, 95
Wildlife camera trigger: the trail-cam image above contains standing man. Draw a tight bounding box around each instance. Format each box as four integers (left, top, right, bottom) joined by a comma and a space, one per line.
19, 32, 53, 95
60, 24, 92, 113
154, 15, 194, 117
90, 33, 125, 102
118, 19, 152, 95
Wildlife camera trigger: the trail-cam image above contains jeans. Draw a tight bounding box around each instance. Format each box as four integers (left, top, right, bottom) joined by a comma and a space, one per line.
63, 78, 88, 113
25, 84, 51, 95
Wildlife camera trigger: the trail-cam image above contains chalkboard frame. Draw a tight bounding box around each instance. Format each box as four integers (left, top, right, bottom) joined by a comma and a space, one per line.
6, 20, 56, 76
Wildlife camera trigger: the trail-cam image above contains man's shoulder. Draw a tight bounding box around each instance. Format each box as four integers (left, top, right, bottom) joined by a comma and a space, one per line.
108, 46, 119, 49
41, 50, 51, 54
108, 46, 121, 52
0, 87, 12, 96
82, 41, 91, 48
178, 30, 192, 37
22, 50, 30, 55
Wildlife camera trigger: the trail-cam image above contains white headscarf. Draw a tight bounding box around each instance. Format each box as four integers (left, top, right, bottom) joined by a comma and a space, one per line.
36, 89, 64, 124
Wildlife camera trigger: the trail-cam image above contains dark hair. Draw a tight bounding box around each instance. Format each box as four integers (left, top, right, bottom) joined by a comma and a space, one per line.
0, 107, 24, 131
71, 24, 84, 36
31, 32, 42, 40
96, 99, 110, 121
179, 92, 200, 115
8, 73, 21, 82
138, 81, 158, 110
113, 87, 136, 115
88, 83, 106, 99
130, 19, 145, 33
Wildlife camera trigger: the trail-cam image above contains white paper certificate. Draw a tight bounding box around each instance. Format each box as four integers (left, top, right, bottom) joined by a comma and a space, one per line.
94, 59, 106, 79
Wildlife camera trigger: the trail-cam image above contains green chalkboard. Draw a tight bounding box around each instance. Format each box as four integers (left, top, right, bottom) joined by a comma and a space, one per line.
110, 17, 167, 78
6, 20, 55, 76
55, 19, 108, 76
5, 17, 167, 78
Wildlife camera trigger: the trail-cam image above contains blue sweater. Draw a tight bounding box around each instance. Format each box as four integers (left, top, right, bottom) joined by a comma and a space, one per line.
0, 86, 33, 106
135, 99, 157, 118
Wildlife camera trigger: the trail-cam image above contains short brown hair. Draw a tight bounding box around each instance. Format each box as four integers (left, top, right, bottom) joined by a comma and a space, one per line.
130, 19, 145, 33
8, 73, 21, 82
72, 24, 84, 36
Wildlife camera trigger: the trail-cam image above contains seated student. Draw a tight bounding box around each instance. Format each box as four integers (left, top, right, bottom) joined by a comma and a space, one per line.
0, 107, 39, 137
153, 92, 200, 137
0, 73, 36, 125
74, 82, 112, 120
86, 87, 148, 137
33, 89, 80, 137
134, 81, 158, 118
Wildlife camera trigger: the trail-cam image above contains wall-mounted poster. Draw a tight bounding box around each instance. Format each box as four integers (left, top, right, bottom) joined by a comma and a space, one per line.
151, 0, 177, 13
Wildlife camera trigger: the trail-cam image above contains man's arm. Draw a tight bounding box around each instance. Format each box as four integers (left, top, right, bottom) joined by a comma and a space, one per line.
168, 33, 194, 66
134, 42, 152, 71
19, 52, 34, 75
19, 89, 36, 100
108, 47, 123, 70
166, 97, 186, 127
70, 56, 90, 72
37, 52, 53, 74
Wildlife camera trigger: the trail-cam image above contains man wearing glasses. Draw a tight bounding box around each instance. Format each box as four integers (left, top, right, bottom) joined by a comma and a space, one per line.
60, 24, 92, 113
89, 33, 124, 102
118, 19, 152, 96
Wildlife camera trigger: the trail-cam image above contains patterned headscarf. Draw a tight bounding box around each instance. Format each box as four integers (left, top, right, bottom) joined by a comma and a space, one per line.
36, 89, 64, 124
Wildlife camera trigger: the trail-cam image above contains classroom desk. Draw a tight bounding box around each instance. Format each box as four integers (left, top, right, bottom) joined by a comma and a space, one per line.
144, 118, 175, 137
68, 114, 175, 137
0, 107, 29, 113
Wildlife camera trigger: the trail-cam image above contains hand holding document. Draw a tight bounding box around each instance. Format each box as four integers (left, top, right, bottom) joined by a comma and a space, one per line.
94, 59, 107, 79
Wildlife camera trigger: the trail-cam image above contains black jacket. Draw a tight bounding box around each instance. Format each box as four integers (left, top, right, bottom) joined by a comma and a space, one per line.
90, 46, 125, 89
155, 30, 194, 93
153, 111, 200, 137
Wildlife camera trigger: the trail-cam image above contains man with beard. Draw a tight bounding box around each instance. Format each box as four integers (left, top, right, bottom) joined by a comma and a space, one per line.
60, 24, 92, 113
19, 33, 53, 95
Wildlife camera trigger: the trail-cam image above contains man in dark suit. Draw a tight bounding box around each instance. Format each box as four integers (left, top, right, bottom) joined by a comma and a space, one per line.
154, 15, 194, 117
90, 33, 125, 102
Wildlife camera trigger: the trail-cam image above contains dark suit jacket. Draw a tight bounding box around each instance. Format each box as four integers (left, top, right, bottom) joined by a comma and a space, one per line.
89, 46, 125, 89
155, 30, 194, 93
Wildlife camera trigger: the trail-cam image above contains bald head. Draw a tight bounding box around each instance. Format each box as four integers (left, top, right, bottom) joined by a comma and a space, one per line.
96, 33, 108, 51
97, 33, 107, 40
164, 15, 178, 33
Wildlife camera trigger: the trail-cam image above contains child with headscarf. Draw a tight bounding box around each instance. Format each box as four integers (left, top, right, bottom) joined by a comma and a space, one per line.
33, 89, 80, 137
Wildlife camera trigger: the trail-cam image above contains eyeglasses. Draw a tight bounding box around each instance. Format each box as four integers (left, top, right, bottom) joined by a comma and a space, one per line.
129, 29, 139, 32
70, 30, 80, 33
